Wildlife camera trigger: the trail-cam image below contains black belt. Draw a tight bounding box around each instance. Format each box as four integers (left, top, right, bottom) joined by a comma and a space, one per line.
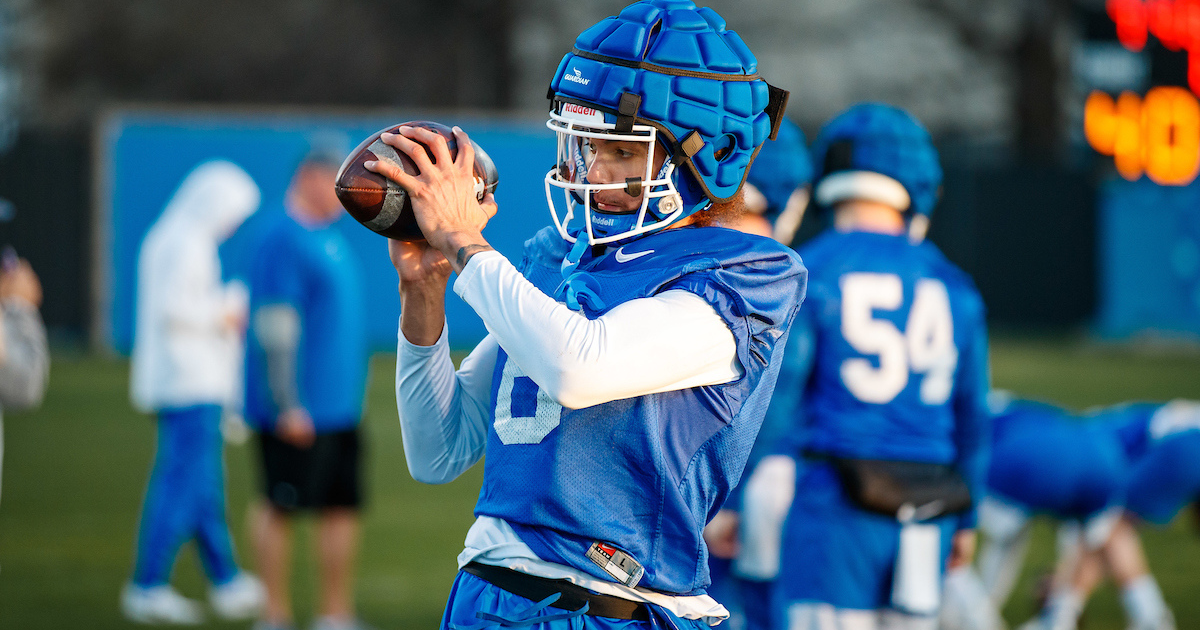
463, 562, 650, 621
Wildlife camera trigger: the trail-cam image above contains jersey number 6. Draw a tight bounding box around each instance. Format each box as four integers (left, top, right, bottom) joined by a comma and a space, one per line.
839, 273, 958, 405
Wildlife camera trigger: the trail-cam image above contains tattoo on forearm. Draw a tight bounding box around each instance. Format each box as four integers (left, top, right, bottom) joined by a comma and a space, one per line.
455, 244, 494, 269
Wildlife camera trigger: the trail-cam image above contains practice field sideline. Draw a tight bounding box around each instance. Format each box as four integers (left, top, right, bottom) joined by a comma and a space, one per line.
0, 336, 1198, 629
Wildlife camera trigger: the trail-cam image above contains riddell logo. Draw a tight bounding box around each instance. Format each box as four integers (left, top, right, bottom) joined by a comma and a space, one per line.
563, 103, 598, 117
564, 68, 591, 86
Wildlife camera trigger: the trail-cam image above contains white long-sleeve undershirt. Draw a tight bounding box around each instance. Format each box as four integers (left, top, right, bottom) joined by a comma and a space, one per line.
395, 249, 742, 485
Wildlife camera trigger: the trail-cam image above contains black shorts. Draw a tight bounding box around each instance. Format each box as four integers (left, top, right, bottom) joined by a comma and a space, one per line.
256, 425, 364, 512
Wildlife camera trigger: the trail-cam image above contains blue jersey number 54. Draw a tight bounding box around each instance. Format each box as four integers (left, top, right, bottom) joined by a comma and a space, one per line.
839, 273, 958, 405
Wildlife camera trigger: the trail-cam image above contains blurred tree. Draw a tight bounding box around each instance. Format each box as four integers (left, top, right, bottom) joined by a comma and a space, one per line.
0, 0, 23, 152
13, 0, 515, 129
10, 0, 1080, 153
1012, 0, 1074, 158
912, 0, 1075, 156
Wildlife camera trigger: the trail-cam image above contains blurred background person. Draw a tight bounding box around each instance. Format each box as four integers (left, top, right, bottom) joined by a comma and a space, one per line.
703, 116, 814, 630
125, 160, 265, 625
0, 253, 49, 508
243, 149, 369, 630
774, 103, 991, 630
721, 117, 814, 248
943, 396, 1197, 630
939, 393, 1131, 630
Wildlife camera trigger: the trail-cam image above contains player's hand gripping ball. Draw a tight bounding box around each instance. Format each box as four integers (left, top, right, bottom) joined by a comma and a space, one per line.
334, 121, 499, 241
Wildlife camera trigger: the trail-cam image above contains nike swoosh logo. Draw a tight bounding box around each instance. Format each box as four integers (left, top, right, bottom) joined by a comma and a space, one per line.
614, 247, 654, 263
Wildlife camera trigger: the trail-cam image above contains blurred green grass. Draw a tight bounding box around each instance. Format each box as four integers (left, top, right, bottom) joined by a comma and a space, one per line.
0, 336, 1198, 629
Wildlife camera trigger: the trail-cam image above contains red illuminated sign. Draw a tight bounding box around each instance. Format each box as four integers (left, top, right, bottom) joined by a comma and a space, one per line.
1108, 0, 1200, 95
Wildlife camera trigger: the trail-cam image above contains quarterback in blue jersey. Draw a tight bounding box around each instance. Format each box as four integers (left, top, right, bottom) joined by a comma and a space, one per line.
769, 103, 991, 630
369, 2, 806, 628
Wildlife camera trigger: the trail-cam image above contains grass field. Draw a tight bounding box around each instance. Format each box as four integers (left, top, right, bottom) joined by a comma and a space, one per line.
1, 335, 1198, 629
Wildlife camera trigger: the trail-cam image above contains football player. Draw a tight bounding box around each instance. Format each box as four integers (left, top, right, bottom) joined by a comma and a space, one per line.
939, 394, 1128, 630
771, 103, 992, 630
703, 116, 814, 630
368, 1, 807, 628
1078, 399, 1200, 630
954, 397, 1196, 630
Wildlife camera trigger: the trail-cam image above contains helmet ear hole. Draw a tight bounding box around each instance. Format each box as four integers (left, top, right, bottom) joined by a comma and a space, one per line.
643, 19, 663, 59
713, 134, 736, 162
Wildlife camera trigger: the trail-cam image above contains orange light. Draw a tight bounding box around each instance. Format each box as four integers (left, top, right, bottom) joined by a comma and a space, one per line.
1143, 86, 1200, 184
1085, 91, 1119, 154
1085, 87, 1200, 185
1116, 92, 1147, 180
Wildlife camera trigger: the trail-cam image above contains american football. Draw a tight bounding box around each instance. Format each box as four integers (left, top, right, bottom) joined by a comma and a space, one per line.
334, 121, 499, 241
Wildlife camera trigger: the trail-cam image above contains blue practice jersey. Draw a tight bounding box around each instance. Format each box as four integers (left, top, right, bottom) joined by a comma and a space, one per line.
244, 212, 367, 431
473, 225, 807, 596
782, 230, 990, 526
1089, 403, 1159, 461
1092, 402, 1200, 524
987, 400, 1127, 519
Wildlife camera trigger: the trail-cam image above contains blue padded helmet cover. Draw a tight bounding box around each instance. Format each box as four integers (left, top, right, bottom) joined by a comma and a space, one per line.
549, 0, 775, 217
811, 102, 942, 217
746, 117, 812, 220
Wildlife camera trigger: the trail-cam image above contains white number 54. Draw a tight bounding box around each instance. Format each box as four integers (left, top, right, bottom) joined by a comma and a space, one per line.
839, 273, 957, 405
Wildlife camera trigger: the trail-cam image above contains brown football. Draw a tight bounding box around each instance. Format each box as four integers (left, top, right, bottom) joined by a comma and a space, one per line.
334, 121, 499, 241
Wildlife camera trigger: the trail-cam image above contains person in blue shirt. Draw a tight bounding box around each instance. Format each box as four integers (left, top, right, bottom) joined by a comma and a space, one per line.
948, 397, 1194, 630
369, 2, 806, 628
771, 103, 991, 630
702, 116, 814, 630
243, 150, 369, 630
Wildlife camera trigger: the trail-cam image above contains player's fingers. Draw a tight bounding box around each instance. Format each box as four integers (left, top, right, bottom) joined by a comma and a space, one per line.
381, 129, 436, 174
401, 125, 454, 169
451, 126, 476, 174
364, 156, 421, 194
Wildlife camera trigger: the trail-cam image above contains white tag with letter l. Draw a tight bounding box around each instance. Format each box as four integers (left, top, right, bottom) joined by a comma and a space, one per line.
891, 520, 941, 615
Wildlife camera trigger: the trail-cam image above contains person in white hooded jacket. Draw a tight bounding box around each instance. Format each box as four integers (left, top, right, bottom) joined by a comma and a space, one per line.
124, 160, 265, 625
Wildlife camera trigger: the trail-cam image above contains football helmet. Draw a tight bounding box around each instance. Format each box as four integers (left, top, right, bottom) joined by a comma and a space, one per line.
744, 117, 812, 245
810, 103, 942, 241
545, 0, 788, 246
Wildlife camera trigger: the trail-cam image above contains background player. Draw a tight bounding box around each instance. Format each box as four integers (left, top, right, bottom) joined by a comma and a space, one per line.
373, 1, 805, 627
703, 116, 814, 630
243, 150, 370, 630
1041, 396, 1200, 630
946, 397, 1195, 630
773, 103, 991, 630
124, 161, 264, 625
717, 117, 814, 247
